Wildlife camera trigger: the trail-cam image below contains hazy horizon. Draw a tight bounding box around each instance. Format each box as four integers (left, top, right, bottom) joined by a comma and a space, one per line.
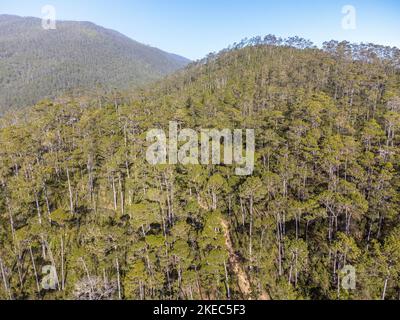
1, 0, 399, 60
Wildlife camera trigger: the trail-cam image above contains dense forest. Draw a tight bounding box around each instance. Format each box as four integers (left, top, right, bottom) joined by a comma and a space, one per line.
0, 36, 400, 300
0, 15, 189, 113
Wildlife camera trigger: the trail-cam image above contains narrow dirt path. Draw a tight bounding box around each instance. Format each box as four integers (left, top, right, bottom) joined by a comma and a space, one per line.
220, 218, 270, 300
221, 219, 251, 298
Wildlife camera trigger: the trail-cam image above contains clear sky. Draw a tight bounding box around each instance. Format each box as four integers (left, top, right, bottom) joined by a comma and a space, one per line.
1, 0, 399, 60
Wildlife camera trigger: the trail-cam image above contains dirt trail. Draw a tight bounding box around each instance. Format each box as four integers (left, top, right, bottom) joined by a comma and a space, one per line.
220, 218, 270, 300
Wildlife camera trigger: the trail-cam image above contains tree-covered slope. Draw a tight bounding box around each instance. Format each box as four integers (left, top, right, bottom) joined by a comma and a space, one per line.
0, 37, 400, 300
0, 15, 190, 113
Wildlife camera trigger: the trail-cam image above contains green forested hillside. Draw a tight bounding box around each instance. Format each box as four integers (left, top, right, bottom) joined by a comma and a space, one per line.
0, 15, 190, 113
0, 37, 400, 300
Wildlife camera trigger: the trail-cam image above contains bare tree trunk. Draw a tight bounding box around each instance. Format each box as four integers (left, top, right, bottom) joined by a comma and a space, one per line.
116, 258, 122, 300
61, 236, 65, 290
45, 241, 60, 291
1, 182, 16, 246
43, 184, 51, 220
7, 207, 16, 246
295, 248, 299, 286
277, 214, 283, 276
16, 252, 23, 289
29, 246, 41, 294
0, 255, 12, 299
249, 197, 254, 265
240, 198, 246, 227
112, 175, 117, 211
118, 173, 124, 216
195, 266, 203, 300
80, 258, 94, 300
382, 277, 389, 301
139, 281, 144, 300
66, 167, 74, 215
35, 193, 42, 225
224, 260, 231, 300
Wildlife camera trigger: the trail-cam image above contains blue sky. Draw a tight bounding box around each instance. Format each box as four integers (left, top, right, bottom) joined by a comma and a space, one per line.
1, 0, 399, 60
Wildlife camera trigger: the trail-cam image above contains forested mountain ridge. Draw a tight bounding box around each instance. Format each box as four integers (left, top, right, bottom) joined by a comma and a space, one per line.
0, 15, 190, 113
0, 36, 400, 300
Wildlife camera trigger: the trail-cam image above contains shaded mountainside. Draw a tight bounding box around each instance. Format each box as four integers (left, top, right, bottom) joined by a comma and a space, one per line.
0, 14, 190, 113
0, 38, 400, 300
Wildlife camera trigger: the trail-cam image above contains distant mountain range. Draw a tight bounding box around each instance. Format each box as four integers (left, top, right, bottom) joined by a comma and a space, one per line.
0, 14, 190, 112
